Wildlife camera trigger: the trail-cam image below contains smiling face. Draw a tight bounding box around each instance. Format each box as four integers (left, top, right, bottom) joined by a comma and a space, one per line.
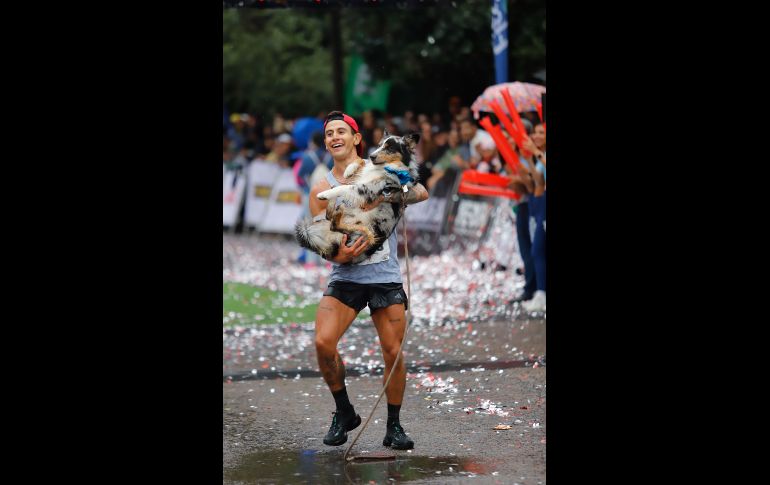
532, 124, 546, 150
324, 120, 361, 161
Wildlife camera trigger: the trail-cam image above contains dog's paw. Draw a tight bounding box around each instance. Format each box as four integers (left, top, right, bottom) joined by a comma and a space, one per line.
316, 190, 330, 200
343, 163, 360, 179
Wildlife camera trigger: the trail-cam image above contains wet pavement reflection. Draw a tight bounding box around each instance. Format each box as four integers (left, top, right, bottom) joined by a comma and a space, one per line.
226, 448, 494, 484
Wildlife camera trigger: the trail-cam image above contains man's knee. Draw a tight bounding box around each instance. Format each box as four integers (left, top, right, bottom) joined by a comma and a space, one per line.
381, 344, 403, 367
315, 334, 338, 358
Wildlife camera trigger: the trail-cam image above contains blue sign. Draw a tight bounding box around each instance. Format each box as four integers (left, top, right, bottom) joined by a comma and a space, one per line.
491, 0, 509, 85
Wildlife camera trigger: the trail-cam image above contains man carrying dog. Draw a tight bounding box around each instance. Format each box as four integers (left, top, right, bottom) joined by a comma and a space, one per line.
309, 111, 428, 450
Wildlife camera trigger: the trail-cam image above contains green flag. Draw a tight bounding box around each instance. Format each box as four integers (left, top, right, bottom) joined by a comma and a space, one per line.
344, 55, 391, 116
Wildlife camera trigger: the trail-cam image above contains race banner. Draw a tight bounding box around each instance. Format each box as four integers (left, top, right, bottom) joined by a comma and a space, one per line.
244, 159, 281, 228
407, 196, 447, 234
451, 197, 495, 238
398, 168, 461, 256
400, 196, 449, 256
258, 167, 304, 234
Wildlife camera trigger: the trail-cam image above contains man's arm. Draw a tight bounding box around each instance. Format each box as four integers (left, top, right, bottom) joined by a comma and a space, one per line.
308, 179, 330, 218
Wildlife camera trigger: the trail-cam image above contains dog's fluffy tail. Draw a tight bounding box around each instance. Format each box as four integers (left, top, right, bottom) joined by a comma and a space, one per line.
295, 218, 341, 260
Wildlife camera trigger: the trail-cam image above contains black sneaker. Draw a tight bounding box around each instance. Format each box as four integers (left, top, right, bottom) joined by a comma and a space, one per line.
322, 411, 361, 446
382, 423, 414, 450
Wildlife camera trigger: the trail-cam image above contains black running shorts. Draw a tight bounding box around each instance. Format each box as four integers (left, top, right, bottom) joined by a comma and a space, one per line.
323, 281, 408, 314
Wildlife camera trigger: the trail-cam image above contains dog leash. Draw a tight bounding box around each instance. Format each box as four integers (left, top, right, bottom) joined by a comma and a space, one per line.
344, 187, 413, 462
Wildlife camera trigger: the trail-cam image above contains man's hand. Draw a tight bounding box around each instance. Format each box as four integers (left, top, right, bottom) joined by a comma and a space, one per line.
330, 234, 369, 264
404, 183, 429, 205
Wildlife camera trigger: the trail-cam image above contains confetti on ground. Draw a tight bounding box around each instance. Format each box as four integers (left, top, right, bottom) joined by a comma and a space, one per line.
223, 233, 546, 375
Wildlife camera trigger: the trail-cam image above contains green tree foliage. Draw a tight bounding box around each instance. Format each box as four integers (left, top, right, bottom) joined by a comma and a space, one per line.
507, 0, 546, 82
341, 2, 495, 114
223, 1, 545, 117
223, 9, 334, 116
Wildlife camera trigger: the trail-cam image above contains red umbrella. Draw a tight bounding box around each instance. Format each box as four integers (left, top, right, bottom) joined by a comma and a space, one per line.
471, 81, 546, 120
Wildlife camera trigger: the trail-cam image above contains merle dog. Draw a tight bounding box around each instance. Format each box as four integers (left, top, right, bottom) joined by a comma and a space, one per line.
295, 132, 420, 264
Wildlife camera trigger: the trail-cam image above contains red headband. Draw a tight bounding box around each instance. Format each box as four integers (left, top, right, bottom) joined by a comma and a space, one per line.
324, 113, 359, 133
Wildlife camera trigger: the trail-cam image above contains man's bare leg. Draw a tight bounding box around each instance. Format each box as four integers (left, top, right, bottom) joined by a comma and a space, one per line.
315, 295, 361, 445
372, 303, 414, 449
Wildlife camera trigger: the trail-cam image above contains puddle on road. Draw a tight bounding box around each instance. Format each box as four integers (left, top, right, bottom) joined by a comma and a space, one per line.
225, 448, 493, 484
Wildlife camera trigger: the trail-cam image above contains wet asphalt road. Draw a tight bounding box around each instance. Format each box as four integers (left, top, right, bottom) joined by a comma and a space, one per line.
224, 234, 546, 484
224, 317, 546, 485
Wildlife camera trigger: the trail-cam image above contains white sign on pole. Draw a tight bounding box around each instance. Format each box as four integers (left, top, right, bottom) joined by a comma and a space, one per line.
259, 168, 304, 234
452, 198, 493, 237
244, 159, 281, 229
407, 197, 447, 233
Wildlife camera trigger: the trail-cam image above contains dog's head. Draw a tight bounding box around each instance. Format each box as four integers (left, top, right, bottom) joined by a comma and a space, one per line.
368, 131, 420, 166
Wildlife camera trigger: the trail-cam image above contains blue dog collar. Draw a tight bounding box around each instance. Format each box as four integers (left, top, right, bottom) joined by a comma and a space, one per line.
384, 166, 413, 185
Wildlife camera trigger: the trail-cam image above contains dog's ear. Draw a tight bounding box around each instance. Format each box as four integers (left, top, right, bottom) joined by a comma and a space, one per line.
403, 133, 420, 151
382, 130, 390, 139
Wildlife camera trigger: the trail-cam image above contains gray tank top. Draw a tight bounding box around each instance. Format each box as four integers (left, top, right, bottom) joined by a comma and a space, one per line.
325, 170, 402, 284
